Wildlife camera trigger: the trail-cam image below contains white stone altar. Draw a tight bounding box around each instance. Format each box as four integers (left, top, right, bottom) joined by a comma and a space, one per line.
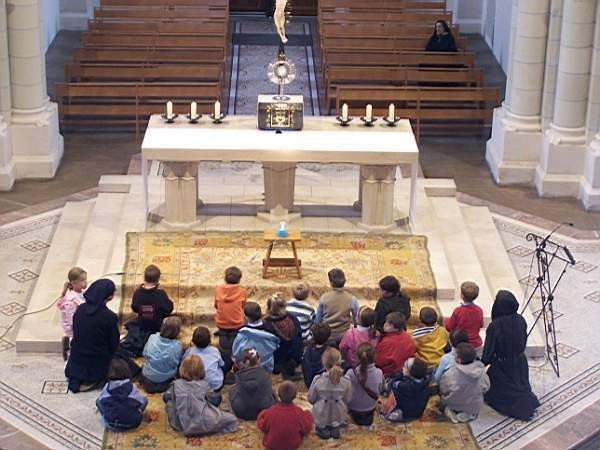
141, 114, 419, 230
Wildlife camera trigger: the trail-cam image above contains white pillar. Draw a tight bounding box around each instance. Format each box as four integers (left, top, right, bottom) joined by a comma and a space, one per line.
486, 0, 551, 184
7, 0, 63, 179
580, 7, 600, 210
0, 0, 14, 189
541, 0, 563, 131
535, 0, 596, 197
502, 0, 518, 110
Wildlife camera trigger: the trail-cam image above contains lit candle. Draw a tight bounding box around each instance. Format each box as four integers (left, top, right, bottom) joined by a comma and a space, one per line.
191, 101, 197, 118
166, 101, 173, 119
279, 221, 286, 232
366, 104, 373, 122
214, 100, 221, 118
388, 103, 395, 121
341, 103, 348, 121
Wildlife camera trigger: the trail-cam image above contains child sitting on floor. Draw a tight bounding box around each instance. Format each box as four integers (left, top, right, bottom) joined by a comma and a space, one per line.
164, 355, 238, 436
141, 316, 183, 393
339, 306, 380, 368
232, 302, 280, 373
286, 281, 316, 344
302, 323, 331, 389
375, 312, 416, 378
96, 358, 147, 431
445, 281, 484, 356
345, 342, 383, 426
439, 343, 490, 423
183, 326, 224, 391
385, 358, 430, 422
229, 349, 276, 420
412, 306, 449, 370
215, 266, 247, 374
257, 381, 313, 450
374, 275, 411, 332
307, 347, 352, 440
57, 266, 88, 360
315, 268, 359, 345
432, 329, 469, 385
131, 264, 174, 336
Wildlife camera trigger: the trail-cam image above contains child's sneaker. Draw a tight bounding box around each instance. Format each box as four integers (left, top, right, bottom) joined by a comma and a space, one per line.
329, 426, 341, 439
316, 427, 331, 439
61, 336, 70, 361
444, 407, 459, 424
456, 412, 476, 423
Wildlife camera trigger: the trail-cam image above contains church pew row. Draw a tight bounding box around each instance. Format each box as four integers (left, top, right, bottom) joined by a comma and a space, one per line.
319, 22, 459, 38
54, 82, 222, 139
335, 86, 501, 142
318, 0, 447, 9
81, 32, 227, 48
320, 35, 467, 52
325, 66, 484, 114
72, 47, 226, 64
93, 7, 228, 20
87, 19, 228, 35
101, 0, 227, 5
318, 10, 451, 24
64, 63, 225, 83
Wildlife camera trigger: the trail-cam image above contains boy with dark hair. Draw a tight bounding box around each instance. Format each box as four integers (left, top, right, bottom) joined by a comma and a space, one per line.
315, 268, 359, 344
375, 312, 416, 378
257, 381, 313, 450
412, 306, 449, 369
439, 342, 490, 423
131, 264, 174, 335
215, 266, 247, 374
445, 281, 484, 356
232, 302, 280, 373
302, 323, 331, 388
432, 329, 469, 384
385, 358, 430, 422
374, 275, 411, 331
286, 281, 316, 343
183, 326, 225, 391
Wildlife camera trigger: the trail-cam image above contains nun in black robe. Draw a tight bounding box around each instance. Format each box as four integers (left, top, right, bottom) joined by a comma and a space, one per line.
482, 290, 540, 420
65, 279, 119, 393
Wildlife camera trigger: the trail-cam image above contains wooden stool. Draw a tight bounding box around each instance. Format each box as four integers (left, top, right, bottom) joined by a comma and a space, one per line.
262, 229, 302, 279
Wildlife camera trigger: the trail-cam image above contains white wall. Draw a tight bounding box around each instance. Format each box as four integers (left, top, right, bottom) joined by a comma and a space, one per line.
42, 0, 61, 52
491, 0, 512, 74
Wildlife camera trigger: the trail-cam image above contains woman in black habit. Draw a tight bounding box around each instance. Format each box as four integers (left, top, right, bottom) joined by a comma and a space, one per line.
425, 20, 458, 52
482, 290, 540, 420
65, 279, 120, 393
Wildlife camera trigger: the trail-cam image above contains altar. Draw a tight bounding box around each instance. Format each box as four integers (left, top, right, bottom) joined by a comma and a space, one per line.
141, 114, 419, 230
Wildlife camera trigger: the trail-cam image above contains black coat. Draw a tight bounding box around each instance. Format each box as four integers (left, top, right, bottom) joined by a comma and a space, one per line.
482, 313, 540, 420
131, 285, 174, 333
302, 344, 327, 389
425, 33, 458, 52
375, 293, 411, 331
229, 366, 276, 420
391, 374, 430, 420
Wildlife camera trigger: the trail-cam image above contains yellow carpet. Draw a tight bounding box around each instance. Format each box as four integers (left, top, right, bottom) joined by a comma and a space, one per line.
103, 231, 479, 449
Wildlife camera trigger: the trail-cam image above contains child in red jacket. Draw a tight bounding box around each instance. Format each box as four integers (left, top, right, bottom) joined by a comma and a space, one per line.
375, 312, 416, 378
444, 281, 484, 356
257, 381, 313, 450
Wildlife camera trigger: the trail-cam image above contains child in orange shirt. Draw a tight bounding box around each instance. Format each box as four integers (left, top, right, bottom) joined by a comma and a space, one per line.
215, 266, 247, 375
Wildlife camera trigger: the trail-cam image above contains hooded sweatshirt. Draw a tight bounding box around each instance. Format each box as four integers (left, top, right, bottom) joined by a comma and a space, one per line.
142, 333, 183, 383
439, 360, 490, 416
302, 344, 328, 389
232, 325, 280, 373
229, 365, 276, 420
215, 283, 247, 330
412, 325, 449, 369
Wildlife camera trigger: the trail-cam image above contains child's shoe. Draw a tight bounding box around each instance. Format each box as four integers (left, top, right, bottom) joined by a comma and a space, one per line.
316, 427, 331, 439
330, 426, 341, 439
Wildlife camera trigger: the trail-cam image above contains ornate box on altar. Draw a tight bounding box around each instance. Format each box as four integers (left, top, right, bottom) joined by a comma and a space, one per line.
257, 94, 304, 130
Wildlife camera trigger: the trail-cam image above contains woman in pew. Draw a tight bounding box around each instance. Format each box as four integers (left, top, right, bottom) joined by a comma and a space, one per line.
65, 279, 119, 393
482, 290, 540, 421
425, 20, 457, 52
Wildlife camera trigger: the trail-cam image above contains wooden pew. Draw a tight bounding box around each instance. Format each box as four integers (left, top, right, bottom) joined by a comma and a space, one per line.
88, 19, 228, 35
101, 0, 227, 5
55, 82, 222, 139
319, 22, 459, 38
65, 63, 224, 83
318, 0, 446, 9
93, 7, 228, 20
320, 35, 467, 52
72, 47, 226, 64
81, 32, 226, 48
318, 10, 451, 24
325, 66, 484, 113
335, 86, 501, 141
322, 49, 475, 70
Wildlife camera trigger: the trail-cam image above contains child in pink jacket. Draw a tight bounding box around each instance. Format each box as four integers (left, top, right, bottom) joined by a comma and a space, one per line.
339, 307, 380, 368
57, 267, 87, 360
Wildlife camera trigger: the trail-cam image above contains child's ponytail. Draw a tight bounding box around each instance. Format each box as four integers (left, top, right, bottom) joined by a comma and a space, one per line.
322, 347, 343, 384
359, 307, 377, 339
62, 267, 87, 297
356, 342, 375, 385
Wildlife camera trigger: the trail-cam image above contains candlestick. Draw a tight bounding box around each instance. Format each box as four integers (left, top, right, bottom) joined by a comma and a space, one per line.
388, 103, 395, 121
214, 100, 221, 118
341, 103, 349, 121
191, 101, 197, 118
366, 104, 373, 122
166, 101, 173, 119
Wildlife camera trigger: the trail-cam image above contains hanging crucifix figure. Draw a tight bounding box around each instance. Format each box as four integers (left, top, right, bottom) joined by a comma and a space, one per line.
274, 0, 288, 43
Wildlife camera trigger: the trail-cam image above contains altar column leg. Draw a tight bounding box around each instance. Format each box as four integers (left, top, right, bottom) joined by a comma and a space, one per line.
358, 165, 397, 231
163, 162, 198, 225
261, 161, 299, 220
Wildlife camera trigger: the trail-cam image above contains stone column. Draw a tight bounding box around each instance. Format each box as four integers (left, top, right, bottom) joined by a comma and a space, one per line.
541, 0, 563, 131
7, 0, 63, 179
164, 163, 198, 225
502, 0, 518, 110
0, 0, 14, 189
580, 7, 600, 210
535, 0, 596, 197
486, 0, 550, 184
261, 162, 297, 217
357, 165, 397, 231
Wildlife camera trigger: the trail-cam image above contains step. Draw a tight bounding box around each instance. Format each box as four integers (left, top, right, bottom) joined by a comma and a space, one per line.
16, 201, 94, 353
428, 196, 494, 323
460, 205, 545, 356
